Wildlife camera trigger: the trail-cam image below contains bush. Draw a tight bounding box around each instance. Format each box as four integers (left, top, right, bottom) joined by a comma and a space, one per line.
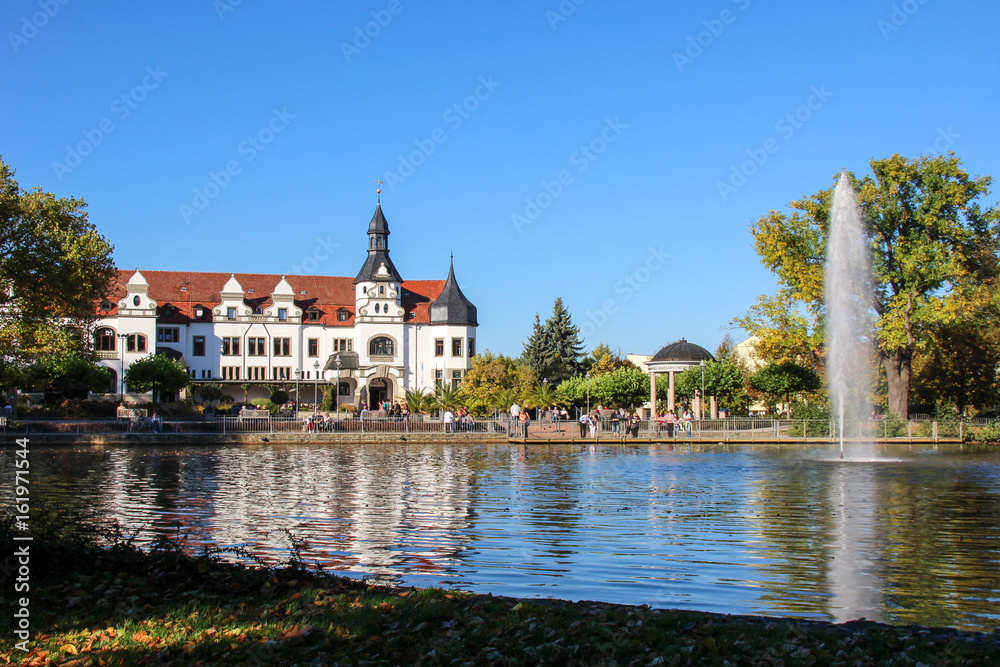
270, 389, 289, 406
251, 398, 279, 414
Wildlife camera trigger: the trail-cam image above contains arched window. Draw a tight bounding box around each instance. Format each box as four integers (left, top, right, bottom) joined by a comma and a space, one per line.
95, 327, 116, 351
106, 368, 118, 394
369, 337, 394, 356
127, 334, 147, 353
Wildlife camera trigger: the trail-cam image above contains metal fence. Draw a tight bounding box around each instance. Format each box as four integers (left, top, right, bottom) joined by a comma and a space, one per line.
0, 416, 971, 441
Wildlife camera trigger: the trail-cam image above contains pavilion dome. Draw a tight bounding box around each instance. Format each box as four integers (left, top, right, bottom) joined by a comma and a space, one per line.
651, 339, 715, 363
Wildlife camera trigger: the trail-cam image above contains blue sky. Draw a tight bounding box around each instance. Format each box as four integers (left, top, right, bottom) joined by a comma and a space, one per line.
2, 0, 998, 359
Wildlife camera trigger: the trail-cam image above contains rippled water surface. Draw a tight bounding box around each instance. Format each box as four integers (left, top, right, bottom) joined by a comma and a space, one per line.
5, 442, 1000, 632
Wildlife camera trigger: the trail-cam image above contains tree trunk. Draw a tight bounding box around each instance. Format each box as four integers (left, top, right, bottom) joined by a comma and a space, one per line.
881, 348, 912, 420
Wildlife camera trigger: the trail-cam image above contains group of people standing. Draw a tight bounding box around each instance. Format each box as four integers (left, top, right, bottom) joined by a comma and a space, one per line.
656, 408, 693, 437
578, 408, 642, 439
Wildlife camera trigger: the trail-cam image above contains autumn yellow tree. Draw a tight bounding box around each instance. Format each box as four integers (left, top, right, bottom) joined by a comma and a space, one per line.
740, 154, 1000, 419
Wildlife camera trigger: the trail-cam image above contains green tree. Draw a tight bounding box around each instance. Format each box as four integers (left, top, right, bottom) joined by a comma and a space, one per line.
750, 362, 822, 417
591, 366, 649, 408
35, 352, 114, 401
0, 157, 117, 373
123, 355, 190, 402
555, 375, 588, 408
521, 298, 585, 384
911, 312, 1000, 414
587, 344, 634, 376
197, 383, 225, 405
743, 154, 1000, 418
461, 351, 537, 415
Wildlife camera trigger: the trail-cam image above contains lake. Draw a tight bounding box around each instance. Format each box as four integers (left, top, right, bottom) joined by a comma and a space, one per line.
5, 441, 999, 632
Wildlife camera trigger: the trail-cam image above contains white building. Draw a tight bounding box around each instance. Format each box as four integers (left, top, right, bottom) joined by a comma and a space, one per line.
93, 202, 478, 407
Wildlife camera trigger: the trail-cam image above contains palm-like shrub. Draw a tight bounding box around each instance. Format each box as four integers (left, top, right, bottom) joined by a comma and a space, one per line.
432, 382, 465, 412
403, 387, 435, 414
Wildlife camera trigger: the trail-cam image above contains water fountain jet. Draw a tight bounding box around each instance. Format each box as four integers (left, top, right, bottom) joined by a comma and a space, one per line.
825, 170, 874, 458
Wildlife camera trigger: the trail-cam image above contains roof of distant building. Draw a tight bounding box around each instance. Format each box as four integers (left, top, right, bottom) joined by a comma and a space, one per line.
651, 339, 715, 363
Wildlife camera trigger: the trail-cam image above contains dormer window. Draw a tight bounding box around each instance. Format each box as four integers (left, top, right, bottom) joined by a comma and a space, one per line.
100, 299, 114, 311
195, 307, 205, 318
278, 308, 287, 321
253, 305, 263, 315
227, 307, 236, 320
306, 308, 320, 322
337, 309, 349, 322
162, 305, 175, 317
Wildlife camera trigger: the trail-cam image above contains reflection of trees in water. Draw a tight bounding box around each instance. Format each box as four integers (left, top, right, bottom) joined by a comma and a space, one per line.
876, 465, 1000, 630
748, 453, 1000, 631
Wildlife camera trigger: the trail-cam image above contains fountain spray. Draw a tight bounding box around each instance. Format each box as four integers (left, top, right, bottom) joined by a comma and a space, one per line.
825, 170, 874, 459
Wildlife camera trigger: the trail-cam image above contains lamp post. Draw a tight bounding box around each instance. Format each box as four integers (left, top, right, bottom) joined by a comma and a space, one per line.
313, 360, 320, 416
294, 368, 300, 416
334, 353, 342, 420
699, 359, 706, 421
586, 371, 591, 415
118, 333, 129, 404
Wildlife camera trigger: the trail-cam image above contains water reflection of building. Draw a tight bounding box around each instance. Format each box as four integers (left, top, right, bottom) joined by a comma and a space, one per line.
179, 445, 477, 581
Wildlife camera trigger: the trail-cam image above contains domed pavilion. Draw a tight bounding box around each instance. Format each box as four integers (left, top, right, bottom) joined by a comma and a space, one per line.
647, 339, 717, 419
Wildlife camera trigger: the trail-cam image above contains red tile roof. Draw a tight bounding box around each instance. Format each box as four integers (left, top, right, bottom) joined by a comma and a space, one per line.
107, 270, 447, 326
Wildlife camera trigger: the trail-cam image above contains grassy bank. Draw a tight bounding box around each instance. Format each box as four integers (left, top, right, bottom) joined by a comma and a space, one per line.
2, 513, 998, 666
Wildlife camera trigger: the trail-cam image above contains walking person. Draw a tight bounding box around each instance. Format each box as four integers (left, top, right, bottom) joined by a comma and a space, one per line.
579, 412, 589, 438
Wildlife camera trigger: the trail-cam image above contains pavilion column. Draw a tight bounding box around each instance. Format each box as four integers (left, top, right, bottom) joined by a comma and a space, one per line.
710, 396, 718, 420
650, 372, 657, 420
694, 393, 702, 421
667, 371, 675, 413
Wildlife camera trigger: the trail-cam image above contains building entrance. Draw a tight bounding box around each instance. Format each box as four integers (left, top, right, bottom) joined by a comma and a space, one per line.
368, 378, 392, 409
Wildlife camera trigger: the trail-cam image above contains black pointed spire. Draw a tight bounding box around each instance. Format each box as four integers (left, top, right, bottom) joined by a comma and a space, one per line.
354, 201, 403, 284
429, 257, 477, 325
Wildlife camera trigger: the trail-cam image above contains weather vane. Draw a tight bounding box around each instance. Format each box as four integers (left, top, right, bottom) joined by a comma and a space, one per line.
375, 179, 384, 200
